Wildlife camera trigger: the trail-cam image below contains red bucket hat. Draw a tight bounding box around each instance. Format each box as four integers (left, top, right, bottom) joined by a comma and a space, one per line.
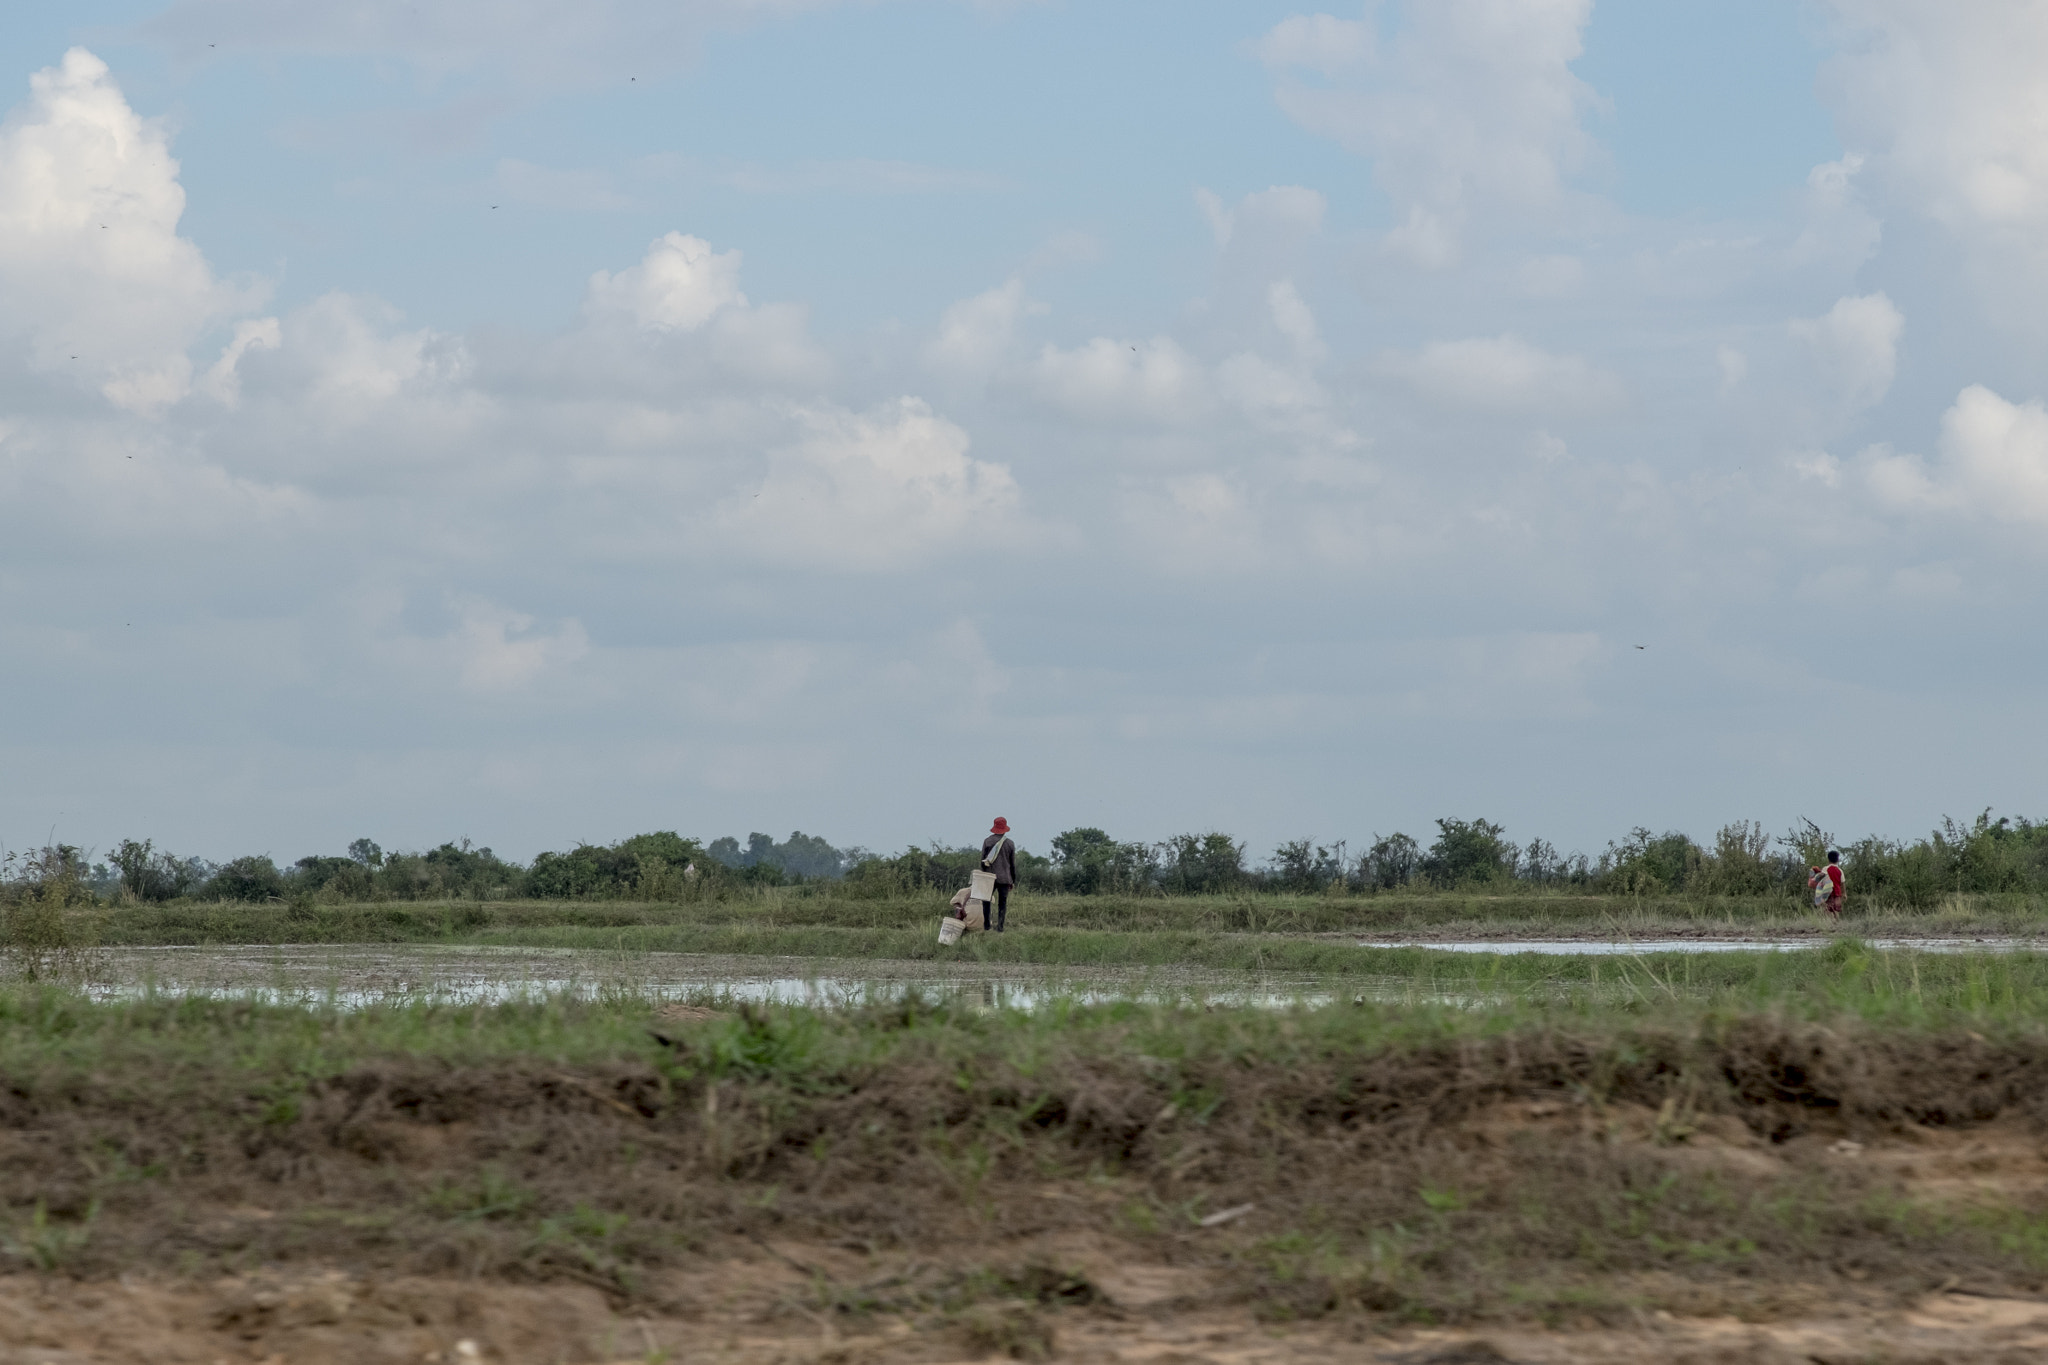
990, 817, 1010, 835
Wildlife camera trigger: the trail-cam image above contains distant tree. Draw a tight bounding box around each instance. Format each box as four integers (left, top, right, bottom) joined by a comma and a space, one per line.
1049, 827, 1155, 894
110, 838, 206, 902
1421, 818, 1515, 888
1157, 833, 1245, 894
1598, 828, 1705, 895
1360, 833, 1421, 891
1266, 840, 1346, 892
529, 832, 705, 899
347, 838, 383, 868
208, 855, 286, 902
704, 831, 845, 879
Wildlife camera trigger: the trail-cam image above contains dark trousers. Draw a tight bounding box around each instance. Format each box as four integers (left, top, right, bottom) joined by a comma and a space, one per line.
982, 884, 1009, 931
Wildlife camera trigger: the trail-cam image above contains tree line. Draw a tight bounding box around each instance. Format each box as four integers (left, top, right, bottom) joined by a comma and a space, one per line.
3, 812, 2045, 907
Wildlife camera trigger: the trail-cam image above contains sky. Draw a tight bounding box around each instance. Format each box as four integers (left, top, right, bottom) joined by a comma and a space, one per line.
2, 1, 2045, 868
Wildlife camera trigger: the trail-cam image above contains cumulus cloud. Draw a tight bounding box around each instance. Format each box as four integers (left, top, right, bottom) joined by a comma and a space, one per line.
0, 48, 256, 413
585, 231, 746, 332
1862, 384, 2048, 526
926, 277, 1031, 378
715, 398, 1018, 570
1375, 334, 1623, 416
1029, 337, 1211, 425
1788, 292, 1903, 411
1257, 0, 1598, 264
1823, 4, 2048, 237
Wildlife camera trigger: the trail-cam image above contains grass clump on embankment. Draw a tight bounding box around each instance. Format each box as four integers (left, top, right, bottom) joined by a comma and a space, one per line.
5, 975, 2048, 1323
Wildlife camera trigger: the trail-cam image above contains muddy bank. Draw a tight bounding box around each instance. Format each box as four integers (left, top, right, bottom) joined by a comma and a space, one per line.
6, 1268, 2048, 1362
5, 1002, 2048, 1337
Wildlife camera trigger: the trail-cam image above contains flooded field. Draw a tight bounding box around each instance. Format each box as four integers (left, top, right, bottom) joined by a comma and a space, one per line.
85, 943, 1342, 1009
77, 935, 2044, 1012
1359, 936, 2045, 955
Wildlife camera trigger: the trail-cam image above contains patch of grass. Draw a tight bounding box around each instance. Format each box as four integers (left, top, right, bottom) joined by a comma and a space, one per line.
3, 1199, 99, 1272
3, 980, 2048, 1318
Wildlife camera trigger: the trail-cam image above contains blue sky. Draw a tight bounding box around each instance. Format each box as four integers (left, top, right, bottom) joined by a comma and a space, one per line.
2, 1, 2044, 868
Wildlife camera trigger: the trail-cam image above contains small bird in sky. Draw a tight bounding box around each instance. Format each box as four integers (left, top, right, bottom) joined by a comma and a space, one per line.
491, 205, 498, 209
1635, 645, 1645, 650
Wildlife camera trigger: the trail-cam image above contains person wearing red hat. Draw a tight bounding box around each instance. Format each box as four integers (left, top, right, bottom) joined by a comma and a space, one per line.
980, 818, 1016, 932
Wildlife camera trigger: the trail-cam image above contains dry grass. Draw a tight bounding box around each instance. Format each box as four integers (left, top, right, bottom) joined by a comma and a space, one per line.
4, 989, 2048, 1330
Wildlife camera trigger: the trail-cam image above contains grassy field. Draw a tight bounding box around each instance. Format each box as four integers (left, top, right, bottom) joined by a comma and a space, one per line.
14, 893, 2048, 1355
4, 962, 2048, 1330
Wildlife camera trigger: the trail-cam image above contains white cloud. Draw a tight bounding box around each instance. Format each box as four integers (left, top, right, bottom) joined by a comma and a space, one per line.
584, 231, 747, 332
1254, 13, 1375, 76
272, 293, 476, 427
1823, 4, 2048, 235
926, 277, 1031, 377
1265, 279, 1324, 362
1029, 337, 1211, 424
0, 48, 256, 413
1258, 0, 1598, 264
199, 317, 282, 405
1862, 384, 2048, 526
1375, 334, 1623, 416
714, 398, 1019, 570
1788, 292, 1903, 411
1193, 184, 1325, 249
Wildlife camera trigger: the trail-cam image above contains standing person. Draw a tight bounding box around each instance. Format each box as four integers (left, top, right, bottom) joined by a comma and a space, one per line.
1809, 848, 1846, 922
980, 817, 1017, 933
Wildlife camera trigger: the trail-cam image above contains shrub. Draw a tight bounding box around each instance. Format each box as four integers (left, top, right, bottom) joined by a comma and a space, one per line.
1157, 833, 1245, 894
207, 855, 286, 902
1360, 833, 1421, 891
1048, 828, 1155, 894
1421, 818, 1515, 888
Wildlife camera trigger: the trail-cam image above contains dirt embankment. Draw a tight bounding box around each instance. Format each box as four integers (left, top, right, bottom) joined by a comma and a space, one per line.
5, 1013, 2048, 1360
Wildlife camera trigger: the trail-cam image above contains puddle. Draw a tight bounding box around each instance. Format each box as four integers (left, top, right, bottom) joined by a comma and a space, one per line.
81, 945, 1342, 1011
1359, 938, 2045, 956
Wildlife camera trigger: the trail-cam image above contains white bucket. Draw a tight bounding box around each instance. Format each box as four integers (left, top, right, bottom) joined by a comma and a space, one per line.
938, 916, 965, 946
969, 869, 997, 902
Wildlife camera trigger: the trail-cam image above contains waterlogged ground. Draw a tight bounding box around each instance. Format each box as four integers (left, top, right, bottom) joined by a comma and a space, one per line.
76, 936, 2048, 1011
85, 944, 1348, 1009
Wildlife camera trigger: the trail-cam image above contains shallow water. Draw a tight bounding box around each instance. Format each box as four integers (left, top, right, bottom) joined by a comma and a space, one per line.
83, 945, 1340, 1010
1359, 937, 2043, 955
73, 937, 2040, 1012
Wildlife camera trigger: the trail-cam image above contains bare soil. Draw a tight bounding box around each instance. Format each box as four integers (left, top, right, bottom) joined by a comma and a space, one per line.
6, 1256, 2048, 1362
8, 1015, 2048, 1360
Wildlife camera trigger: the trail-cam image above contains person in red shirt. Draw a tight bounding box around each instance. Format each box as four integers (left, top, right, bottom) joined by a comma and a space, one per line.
1808, 848, 1845, 921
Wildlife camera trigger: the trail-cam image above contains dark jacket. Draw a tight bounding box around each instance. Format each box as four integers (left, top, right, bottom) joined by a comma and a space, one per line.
980, 834, 1017, 887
